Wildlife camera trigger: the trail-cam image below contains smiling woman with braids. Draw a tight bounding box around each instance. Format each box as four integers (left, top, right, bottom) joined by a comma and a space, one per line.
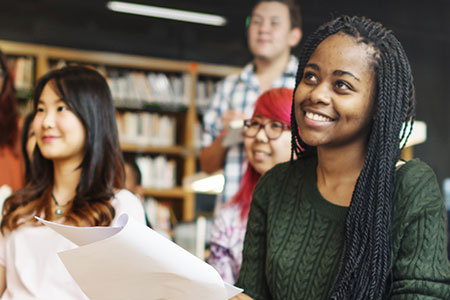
233, 15, 450, 300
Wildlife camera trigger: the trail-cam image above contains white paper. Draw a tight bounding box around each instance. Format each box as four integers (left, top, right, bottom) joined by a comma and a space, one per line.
222, 128, 244, 147
222, 120, 244, 147
36, 214, 243, 300
222, 127, 244, 147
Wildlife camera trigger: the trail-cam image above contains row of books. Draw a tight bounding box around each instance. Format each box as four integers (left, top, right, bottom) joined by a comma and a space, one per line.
51, 59, 193, 105
196, 79, 217, 112
7, 57, 219, 110
193, 121, 203, 151
143, 197, 173, 239
6, 56, 34, 94
135, 155, 177, 189
173, 217, 213, 259
107, 71, 192, 105
116, 112, 176, 147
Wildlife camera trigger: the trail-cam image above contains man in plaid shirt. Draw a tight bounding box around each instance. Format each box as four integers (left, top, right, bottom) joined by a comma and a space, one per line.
200, 0, 302, 203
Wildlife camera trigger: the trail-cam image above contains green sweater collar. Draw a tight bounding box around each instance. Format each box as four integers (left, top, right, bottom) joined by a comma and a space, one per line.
301, 156, 349, 222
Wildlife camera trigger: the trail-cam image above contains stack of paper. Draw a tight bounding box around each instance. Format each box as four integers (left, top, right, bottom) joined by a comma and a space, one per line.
37, 214, 242, 300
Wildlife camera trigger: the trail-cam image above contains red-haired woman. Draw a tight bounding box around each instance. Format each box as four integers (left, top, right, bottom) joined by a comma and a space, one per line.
208, 88, 294, 284
0, 51, 24, 194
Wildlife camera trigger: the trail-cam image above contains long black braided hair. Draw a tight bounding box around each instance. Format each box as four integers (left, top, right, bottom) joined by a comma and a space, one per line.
290, 16, 415, 300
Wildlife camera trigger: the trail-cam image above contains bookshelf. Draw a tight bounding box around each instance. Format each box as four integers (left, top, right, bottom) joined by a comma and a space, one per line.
0, 39, 241, 223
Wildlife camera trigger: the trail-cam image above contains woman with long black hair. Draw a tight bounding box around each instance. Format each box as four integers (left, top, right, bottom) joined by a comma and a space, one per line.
234, 15, 450, 300
0, 66, 145, 299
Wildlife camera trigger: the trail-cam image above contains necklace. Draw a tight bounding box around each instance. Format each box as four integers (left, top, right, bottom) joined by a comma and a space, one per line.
51, 193, 72, 216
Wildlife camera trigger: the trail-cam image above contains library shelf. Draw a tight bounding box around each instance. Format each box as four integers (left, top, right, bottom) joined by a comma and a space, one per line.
0, 38, 240, 223
142, 187, 185, 198
120, 144, 185, 155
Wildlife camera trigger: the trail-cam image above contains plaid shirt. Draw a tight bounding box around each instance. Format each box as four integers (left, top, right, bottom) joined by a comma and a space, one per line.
202, 55, 299, 203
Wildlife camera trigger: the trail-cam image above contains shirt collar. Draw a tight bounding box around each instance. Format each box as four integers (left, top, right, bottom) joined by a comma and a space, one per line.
239, 55, 299, 84
284, 55, 299, 76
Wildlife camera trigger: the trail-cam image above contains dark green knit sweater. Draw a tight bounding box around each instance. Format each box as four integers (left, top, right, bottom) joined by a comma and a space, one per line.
236, 156, 450, 299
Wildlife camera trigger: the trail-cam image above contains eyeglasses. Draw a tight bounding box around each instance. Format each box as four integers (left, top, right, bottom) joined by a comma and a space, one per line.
243, 119, 289, 140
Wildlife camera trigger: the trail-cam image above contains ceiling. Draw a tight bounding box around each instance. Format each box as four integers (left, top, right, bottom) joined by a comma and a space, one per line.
0, 0, 255, 66
0, 0, 449, 67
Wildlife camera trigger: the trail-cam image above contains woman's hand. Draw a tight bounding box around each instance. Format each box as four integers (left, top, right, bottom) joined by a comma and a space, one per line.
231, 293, 254, 300
0, 265, 6, 295
221, 110, 246, 130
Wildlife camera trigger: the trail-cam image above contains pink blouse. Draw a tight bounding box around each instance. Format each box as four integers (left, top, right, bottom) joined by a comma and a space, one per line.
0, 189, 145, 300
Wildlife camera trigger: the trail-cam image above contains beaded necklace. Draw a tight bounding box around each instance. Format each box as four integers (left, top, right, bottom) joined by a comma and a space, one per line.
51, 193, 72, 215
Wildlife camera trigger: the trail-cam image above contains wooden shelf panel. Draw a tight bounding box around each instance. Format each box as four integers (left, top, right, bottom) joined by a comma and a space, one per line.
115, 101, 188, 114
120, 143, 185, 155
142, 187, 185, 198
196, 62, 241, 77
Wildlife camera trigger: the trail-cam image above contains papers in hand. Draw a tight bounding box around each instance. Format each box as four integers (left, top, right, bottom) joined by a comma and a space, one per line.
221, 120, 244, 147
36, 214, 243, 300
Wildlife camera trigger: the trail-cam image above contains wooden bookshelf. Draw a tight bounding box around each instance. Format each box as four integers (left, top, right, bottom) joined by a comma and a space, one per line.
142, 187, 185, 198
0, 39, 240, 222
120, 144, 185, 155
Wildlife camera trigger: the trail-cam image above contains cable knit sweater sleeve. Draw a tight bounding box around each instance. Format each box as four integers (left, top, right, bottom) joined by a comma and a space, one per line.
391, 159, 450, 299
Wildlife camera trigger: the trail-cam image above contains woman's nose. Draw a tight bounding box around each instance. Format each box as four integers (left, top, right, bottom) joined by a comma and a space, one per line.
310, 83, 331, 105
255, 124, 269, 142
42, 111, 55, 129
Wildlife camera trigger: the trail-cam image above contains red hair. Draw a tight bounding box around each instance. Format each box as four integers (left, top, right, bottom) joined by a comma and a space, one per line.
0, 51, 19, 148
231, 88, 293, 219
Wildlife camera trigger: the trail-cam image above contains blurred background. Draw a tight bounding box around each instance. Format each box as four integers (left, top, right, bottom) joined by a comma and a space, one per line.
0, 0, 449, 255
0, 0, 448, 184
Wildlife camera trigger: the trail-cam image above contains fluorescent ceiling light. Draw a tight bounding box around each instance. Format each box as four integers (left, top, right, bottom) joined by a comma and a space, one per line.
183, 171, 224, 194
106, 1, 227, 26
190, 173, 224, 194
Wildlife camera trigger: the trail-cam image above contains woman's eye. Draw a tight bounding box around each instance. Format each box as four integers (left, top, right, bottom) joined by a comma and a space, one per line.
335, 80, 352, 91
270, 122, 283, 129
57, 106, 68, 112
303, 72, 317, 83
250, 120, 260, 127
36, 107, 44, 113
